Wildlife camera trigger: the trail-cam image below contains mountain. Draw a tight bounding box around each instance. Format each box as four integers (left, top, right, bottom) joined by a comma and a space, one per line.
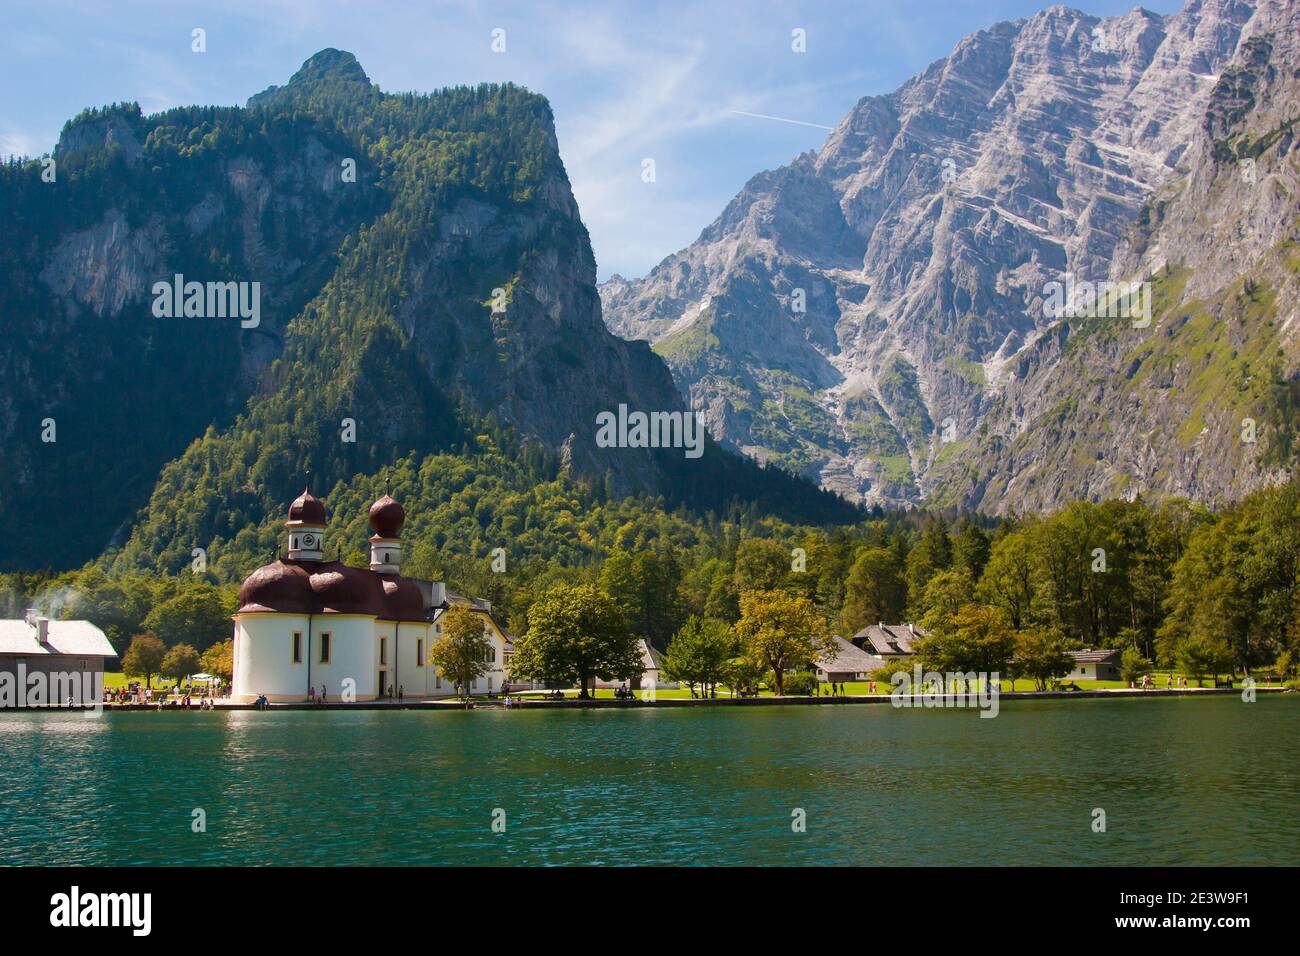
600, 0, 1298, 513
0, 50, 854, 573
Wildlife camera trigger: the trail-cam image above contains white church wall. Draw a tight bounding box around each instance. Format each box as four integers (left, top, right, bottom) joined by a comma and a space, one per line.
234, 613, 380, 703
377, 621, 432, 699
312, 615, 376, 701
233, 613, 310, 703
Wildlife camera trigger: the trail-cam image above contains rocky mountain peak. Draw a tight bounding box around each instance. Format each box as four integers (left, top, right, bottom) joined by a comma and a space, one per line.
247, 48, 374, 108
599, 0, 1293, 514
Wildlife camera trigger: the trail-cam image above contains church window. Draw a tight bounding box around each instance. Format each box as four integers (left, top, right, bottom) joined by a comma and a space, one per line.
292, 632, 302, 663
320, 632, 332, 664
380, 637, 387, 665
416, 639, 424, 665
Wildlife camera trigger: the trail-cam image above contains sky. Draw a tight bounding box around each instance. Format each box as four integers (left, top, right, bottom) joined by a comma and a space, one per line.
0, 0, 1181, 280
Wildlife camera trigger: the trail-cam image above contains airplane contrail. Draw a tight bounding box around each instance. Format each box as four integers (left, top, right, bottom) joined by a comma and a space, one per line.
731, 110, 835, 131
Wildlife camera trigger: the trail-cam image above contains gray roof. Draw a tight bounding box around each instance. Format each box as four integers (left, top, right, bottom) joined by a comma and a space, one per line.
815, 635, 885, 675
852, 623, 923, 656
1069, 648, 1120, 663
0, 619, 117, 658
445, 590, 493, 612
639, 639, 665, 672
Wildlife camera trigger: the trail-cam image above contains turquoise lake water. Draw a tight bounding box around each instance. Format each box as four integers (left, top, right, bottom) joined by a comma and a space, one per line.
1, 696, 1296, 865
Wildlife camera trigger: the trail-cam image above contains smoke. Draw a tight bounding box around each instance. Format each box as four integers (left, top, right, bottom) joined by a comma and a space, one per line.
0, 583, 90, 619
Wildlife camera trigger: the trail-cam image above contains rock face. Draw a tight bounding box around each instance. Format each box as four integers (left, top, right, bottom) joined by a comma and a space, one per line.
1, 50, 849, 572
0, 95, 382, 569
601, 0, 1296, 512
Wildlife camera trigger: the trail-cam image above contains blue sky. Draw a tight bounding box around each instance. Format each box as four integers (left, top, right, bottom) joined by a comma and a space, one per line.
1, 0, 1180, 279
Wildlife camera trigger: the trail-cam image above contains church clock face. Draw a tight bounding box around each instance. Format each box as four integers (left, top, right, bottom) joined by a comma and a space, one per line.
301, 534, 316, 548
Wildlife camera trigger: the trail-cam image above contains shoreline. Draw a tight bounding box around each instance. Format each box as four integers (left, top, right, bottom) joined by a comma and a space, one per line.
12, 685, 1289, 712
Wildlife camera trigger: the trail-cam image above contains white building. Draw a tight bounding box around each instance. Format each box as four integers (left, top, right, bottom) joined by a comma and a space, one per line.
231, 488, 507, 703
0, 614, 117, 706
1065, 648, 1121, 681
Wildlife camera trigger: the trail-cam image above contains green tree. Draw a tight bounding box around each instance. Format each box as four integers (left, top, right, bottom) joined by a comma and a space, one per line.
599, 547, 684, 648
734, 538, 793, 593
952, 517, 991, 581
121, 633, 166, 688
917, 604, 1016, 677
722, 653, 765, 698
1176, 632, 1235, 687
200, 639, 234, 681
704, 563, 740, 622
733, 589, 829, 696
663, 616, 734, 698
510, 583, 641, 697
905, 515, 953, 611
428, 605, 493, 696
977, 527, 1037, 630
915, 567, 976, 635
142, 583, 232, 651
161, 642, 202, 683
841, 547, 907, 633
1119, 645, 1152, 686
869, 657, 913, 686
1011, 626, 1074, 691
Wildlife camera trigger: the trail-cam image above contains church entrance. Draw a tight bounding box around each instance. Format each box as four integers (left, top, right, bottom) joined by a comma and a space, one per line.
377, 670, 387, 698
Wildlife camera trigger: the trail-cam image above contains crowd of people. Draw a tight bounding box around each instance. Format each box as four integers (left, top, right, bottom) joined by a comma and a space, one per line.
103, 679, 230, 707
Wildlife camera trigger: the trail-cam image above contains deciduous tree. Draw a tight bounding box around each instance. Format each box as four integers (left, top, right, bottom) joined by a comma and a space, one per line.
428, 605, 493, 697
663, 616, 734, 698
161, 642, 201, 683
734, 589, 829, 696
1012, 626, 1074, 691
121, 633, 166, 688
510, 584, 641, 697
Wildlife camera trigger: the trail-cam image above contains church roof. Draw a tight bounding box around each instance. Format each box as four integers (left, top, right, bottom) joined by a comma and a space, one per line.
368, 494, 405, 538
286, 487, 326, 526
236, 558, 429, 622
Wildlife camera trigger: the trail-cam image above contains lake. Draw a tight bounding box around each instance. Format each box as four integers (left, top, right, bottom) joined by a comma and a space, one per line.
1, 695, 1296, 865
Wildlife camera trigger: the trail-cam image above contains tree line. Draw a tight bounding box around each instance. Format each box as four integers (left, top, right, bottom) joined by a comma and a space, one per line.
4, 474, 1296, 689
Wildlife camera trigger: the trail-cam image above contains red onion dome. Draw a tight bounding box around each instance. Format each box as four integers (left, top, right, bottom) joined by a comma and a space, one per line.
237, 560, 315, 614
308, 563, 385, 616
368, 494, 405, 538
286, 487, 327, 526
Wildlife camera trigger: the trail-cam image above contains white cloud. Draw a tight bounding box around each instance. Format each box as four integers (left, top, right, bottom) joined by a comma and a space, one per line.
0, 128, 41, 160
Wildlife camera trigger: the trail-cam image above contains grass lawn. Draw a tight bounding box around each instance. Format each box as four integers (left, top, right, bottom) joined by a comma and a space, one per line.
514, 670, 1264, 702
103, 671, 178, 691
823, 671, 1252, 695
514, 687, 702, 700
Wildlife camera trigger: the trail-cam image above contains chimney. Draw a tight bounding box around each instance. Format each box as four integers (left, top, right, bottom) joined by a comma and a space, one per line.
35, 617, 50, 644
908, 622, 914, 635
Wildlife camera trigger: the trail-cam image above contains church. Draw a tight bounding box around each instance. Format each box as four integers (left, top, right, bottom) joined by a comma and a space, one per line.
231, 488, 510, 703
